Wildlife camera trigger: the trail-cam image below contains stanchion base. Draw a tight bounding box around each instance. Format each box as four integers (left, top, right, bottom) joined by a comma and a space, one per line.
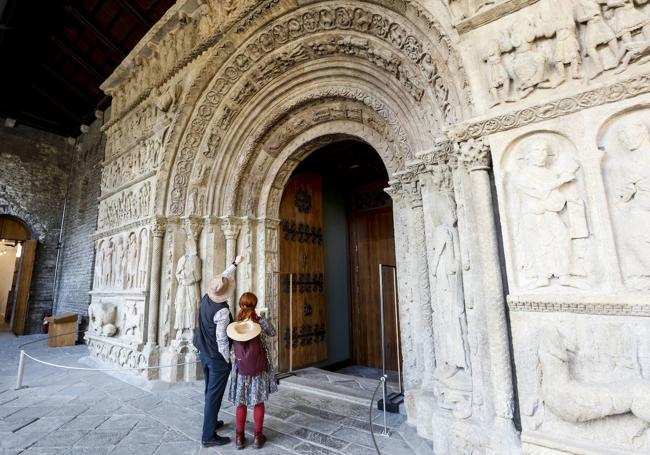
378, 394, 402, 414
275, 372, 295, 382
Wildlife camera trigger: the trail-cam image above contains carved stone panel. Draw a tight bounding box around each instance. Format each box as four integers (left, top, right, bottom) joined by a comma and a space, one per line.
511, 312, 650, 454
498, 132, 593, 293
599, 108, 650, 291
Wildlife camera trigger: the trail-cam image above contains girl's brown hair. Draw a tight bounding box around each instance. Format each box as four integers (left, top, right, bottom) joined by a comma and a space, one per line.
237, 292, 260, 322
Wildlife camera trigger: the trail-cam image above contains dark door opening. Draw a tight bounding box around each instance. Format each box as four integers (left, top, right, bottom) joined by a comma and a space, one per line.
278, 141, 401, 375
0, 215, 35, 335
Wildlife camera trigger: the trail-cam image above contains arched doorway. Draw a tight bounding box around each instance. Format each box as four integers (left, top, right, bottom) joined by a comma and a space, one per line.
0, 215, 36, 335
277, 140, 401, 378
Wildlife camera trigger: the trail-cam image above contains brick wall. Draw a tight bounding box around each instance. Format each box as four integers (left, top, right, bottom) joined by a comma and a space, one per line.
0, 121, 69, 333
54, 115, 106, 328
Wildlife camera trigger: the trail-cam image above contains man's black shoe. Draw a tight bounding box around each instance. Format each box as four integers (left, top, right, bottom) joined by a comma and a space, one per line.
202, 435, 231, 447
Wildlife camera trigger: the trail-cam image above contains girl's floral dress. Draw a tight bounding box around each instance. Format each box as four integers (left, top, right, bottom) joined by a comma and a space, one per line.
228, 317, 278, 406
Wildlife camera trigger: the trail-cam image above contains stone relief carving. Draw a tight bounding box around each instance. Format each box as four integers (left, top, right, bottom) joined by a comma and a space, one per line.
432, 193, 471, 379
514, 324, 650, 453
601, 113, 650, 290
451, 72, 650, 142
480, 0, 650, 107
539, 330, 650, 424
94, 228, 151, 291
121, 300, 143, 341
97, 181, 152, 230
173, 223, 202, 341
504, 134, 591, 290
88, 301, 117, 337
87, 338, 148, 371
101, 133, 162, 194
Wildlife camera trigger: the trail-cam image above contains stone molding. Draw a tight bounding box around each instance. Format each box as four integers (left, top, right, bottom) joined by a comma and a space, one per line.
450, 73, 650, 141
455, 0, 540, 34
508, 295, 650, 317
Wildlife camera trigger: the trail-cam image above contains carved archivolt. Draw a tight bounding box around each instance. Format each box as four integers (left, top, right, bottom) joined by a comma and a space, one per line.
165, 2, 467, 216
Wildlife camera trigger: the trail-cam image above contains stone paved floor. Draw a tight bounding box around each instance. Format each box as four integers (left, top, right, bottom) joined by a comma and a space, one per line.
0, 332, 431, 454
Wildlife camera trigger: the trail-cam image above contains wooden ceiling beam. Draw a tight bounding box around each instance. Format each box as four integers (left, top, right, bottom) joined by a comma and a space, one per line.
40, 64, 96, 108
63, 4, 126, 59
31, 83, 83, 123
50, 36, 106, 81
116, 0, 152, 28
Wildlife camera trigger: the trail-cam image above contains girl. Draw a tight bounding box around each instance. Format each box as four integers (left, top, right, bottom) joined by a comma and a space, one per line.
227, 292, 277, 449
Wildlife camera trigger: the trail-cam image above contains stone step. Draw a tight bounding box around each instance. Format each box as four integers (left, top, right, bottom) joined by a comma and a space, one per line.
279, 368, 407, 419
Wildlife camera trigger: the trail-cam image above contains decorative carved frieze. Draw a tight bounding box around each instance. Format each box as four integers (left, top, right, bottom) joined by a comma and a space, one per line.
508, 296, 650, 317
97, 180, 152, 231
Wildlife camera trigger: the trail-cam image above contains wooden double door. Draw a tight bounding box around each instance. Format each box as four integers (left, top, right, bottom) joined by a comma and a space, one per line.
278, 172, 400, 372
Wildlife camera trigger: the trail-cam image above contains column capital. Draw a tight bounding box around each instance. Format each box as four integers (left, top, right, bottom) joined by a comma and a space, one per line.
456, 137, 492, 172
393, 169, 423, 208
182, 216, 203, 240
150, 216, 167, 238
220, 216, 242, 240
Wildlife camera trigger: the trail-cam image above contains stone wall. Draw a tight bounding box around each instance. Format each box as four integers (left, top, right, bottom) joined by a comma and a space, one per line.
54, 114, 107, 326
0, 120, 69, 333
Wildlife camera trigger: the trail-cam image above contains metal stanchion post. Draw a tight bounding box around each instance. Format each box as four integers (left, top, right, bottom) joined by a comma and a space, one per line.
15, 350, 26, 390
289, 273, 293, 374
381, 375, 390, 436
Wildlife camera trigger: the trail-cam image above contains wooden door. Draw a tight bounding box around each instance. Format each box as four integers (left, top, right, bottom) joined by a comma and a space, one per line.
349, 184, 400, 371
279, 172, 327, 370
12, 240, 36, 335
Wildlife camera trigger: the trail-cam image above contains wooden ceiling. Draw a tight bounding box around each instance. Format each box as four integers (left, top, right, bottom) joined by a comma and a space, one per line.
0, 0, 174, 137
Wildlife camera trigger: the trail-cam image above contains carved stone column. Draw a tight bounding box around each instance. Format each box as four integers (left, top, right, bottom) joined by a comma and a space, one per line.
457, 137, 519, 451
146, 216, 166, 347
396, 169, 436, 389
220, 216, 242, 315
385, 183, 417, 391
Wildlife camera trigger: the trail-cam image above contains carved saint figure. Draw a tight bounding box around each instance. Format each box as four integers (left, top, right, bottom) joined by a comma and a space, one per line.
512, 139, 589, 289
126, 233, 138, 288
197, 0, 216, 41
574, 0, 620, 77
174, 240, 202, 339
608, 122, 650, 287
432, 194, 469, 378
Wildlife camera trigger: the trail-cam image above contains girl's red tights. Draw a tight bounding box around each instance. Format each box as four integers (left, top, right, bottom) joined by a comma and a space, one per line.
236, 403, 265, 434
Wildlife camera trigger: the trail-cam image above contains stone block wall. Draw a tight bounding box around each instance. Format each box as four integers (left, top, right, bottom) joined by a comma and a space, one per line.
0, 120, 69, 333
54, 114, 106, 326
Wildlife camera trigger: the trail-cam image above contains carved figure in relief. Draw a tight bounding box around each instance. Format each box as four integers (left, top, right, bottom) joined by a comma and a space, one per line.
88, 301, 117, 337
539, 331, 650, 424
122, 302, 141, 339
512, 139, 589, 289
607, 122, 650, 287
102, 240, 113, 287
197, 0, 216, 40
508, 22, 549, 98
126, 233, 138, 288
174, 240, 202, 340
553, 22, 582, 82
574, 0, 621, 77
432, 194, 469, 379
605, 0, 650, 43
484, 41, 511, 106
